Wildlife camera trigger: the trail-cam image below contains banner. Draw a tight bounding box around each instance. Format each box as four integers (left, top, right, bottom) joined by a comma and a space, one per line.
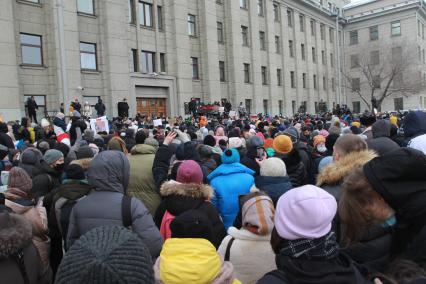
153, 119, 163, 127
90, 116, 109, 133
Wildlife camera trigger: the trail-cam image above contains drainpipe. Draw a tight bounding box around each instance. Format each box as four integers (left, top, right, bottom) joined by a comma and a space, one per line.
335, 12, 342, 106
57, 0, 68, 109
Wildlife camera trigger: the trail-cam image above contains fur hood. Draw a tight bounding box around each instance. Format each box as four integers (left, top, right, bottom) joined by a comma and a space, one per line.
160, 180, 214, 200
70, 158, 92, 171
317, 150, 377, 187
0, 213, 32, 259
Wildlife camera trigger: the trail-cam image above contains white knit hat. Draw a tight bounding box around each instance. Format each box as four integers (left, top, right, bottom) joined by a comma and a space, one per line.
41, 118, 50, 128
260, 157, 287, 177
228, 137, 243, 149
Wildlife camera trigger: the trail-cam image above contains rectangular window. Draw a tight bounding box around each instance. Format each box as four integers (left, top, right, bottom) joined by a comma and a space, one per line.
320, 24, 325, 40
188, 14, 196, 36
289, 40, 294, 57
312, 47, 316, 62
259, 31, 266, 50
323, 76, 327, 90
129, 0, 136, 24
245, 99, 252, 114
349, 30, 358, 45
80, 42, 97, 70
273, 3, 280, 22
244, 63, 251, 83
373, 75, 381, 89
141, 50, 155, 73
240, 0, 248, 9
290, 71, 295, 88
77, 0, 94, 15
321, 50, 326, 65
331, 77, 335, 91
353, 101, 361, 113
160, 53, 166, 72
275, 36, 280, 53
369, 25, 378, 41
313, 74, 317, 89
287, 9, 293, 27
302, 73, 307, 88
329, 28, 334, 43
157, 6, 163, 30
261, 66, 267, 85
299, 14, 305, 32
277, 68, 282, 86
131, 48, 138, 72
310, 19, 316, 36
370, 50, 380, 65
350, 54, 359, 68
257, 0, 264, 16
263, 100, 268, 114
394, 97, 404, 111
139, 2, 153, 27
391, 21, 401, 36
242, 26, 249, 46
191, 57, 199, 79
330, 53, 334, 67
217, 22, 224, 43
219, 61, 226, 82
301, 44, 305, 60
20, 33, 42, 66
352, 78, 360, 91
278, 100, 283, 115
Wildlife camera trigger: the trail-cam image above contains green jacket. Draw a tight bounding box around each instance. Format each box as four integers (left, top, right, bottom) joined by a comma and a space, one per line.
127, 144, 161, 216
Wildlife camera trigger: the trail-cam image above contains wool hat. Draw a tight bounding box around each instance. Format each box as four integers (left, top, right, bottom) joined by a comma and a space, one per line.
65, 164, 86, 180
221, 148, 240, 164
40, 118, 50, 128
176, 160, 203, 184
76, 145, 95, 160
56, 112, 65, 120
284, 127, 299, 143
170, 209, 213, 241
198, 145, 213, 159
319, 129, 329, 138
228, 137, 243, 149
43, 149, 64, 165
351, 121, 361, 128
37, 141, 50, 153
273, 135, 293, 155
144, 137, 159, 150
84, 129, 95, 142
313, 135, 326, 148
275, 185, 337, 240
7, 167, 32, 193
242, 195, 275, 235
89, 143, 100, 156
55, 226, 154, 284
247, 135, 264, 148
203, 135, 217, 147
260, 157, 287, 177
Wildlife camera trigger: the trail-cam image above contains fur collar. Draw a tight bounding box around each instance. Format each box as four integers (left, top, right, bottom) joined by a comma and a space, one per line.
0, 214, 32, 258
317, 150, 377, 186
160, 180, 214, 199
70, 158, 92, 171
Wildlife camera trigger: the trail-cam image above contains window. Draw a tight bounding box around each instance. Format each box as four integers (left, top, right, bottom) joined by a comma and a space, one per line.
323, 76, 327, 90
287, 9, 293, 27
370, 50, 380, 65
349, 30, 358, 45
330, 53, 334, 67
141, 51, 155, 73
263, 100, 268, 114
257, 0, 264, 16
245, 99, 252, 114
301, 44, 305, 60
131, 49, 138, 72
299, 14, 305, 32
273, 3, 280, 22
423, 24, 425, 39
77, 0, 94, 15
329, 28, 334, 43
373, 75, 381, 89
353, 101, 361, 113
129, 0, 136, 24
312, 47, 316, 62
391, 21, 401, 36
313, 75, 317, 89
261, 66, 267, 85
331, 77, 335, 91
219, 61, 226, 82
20, 33, 42, 66
139, 2, 153, 27
419, 20, 421, 36
277, 68, 282, 86
320, 24, 325, 40
278, 100, 283, 115
289, 40, 294, 57
394, 97, 404, 111
157, 6, 163, 30
242, 26, 249, 46
259, 31, 266, 50
310, 20, 316, 36
80, 42, 97, 70
160, 53, 166, 72
22, 0, 40, 2
321, 50, 326, 65
191, 57, 199, 79
240, 0, 248, 9
369, 25, 378, 41
244, 63, 251, 83
217, 22, 224, 43
352, 78, 360, 91
302, 73, 306, 88
290, 71, 295, 88
350, 54, 359, 68
275, 36, 280, 53
188, 14, 196, 36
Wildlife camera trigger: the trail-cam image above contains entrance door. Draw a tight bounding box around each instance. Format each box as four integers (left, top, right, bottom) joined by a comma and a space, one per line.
136, 98, 167, 117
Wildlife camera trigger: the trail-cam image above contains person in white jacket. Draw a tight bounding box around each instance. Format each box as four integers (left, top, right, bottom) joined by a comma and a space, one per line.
82, 101, 92, 118
218, 192, 276, 284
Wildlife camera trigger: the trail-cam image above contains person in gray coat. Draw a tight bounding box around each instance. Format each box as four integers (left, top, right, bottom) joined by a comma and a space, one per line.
66, 151, 163, 258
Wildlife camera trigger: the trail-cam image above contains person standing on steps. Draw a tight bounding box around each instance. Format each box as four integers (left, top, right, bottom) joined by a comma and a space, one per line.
27, 96, 39, 124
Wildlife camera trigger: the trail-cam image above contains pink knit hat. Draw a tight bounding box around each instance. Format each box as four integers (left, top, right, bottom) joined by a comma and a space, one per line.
176, 160, 203, 184
274, 185, 337, 240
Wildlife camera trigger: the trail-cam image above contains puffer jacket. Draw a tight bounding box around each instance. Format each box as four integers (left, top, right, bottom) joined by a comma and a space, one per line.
208, 163, 255, 230
128, 144, 161, 216
66, 151, 163, 258
254, 176, 293, 205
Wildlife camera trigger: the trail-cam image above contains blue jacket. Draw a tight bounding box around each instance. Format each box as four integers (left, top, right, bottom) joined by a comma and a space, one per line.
255, 176, 293, 205
208, 163, 255, 229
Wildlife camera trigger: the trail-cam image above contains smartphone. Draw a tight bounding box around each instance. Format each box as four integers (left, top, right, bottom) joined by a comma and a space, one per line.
256, 147, 266, 161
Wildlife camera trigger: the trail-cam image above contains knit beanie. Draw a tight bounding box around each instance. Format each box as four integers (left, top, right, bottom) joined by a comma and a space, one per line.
43, 149, 64, 165
76, 145, 95, 160
260, 157, 287, 177
204, 135, 216, 147
242, 195, 275, 235
144, 137, 159, 150
221, 148, 240, 164
65, 164, 86, 180
283, 127, 299, 143
247, 136, 264, 148
170, 209, 213, 241
56, 226, 154, 284
275, 185, 337, 240
318, 129, 329, 138
351, 121, 361, 128
313, 135, 326, 148
198, 145, 213, 159
228, 137, 243, 149
84, 129, 95, 142
40, 118, 50, 128
8, 167, 32, 193
273, 135, 293, 155
176, 160, 203, 184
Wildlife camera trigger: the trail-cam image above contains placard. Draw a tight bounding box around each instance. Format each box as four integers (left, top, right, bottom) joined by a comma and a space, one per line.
153, 119, 163, 127
90, 116, 109, 133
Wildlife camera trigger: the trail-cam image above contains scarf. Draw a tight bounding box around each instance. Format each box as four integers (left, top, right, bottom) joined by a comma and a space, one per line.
4, 187, 30, 200
280, 231, 339, 260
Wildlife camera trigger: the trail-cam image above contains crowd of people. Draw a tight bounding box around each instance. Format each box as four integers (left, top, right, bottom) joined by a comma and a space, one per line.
1, 107, 426, 284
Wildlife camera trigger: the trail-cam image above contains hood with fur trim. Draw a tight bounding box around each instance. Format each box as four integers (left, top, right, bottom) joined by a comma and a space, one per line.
160, 180, 214, 200
70, 158, 92, 171
317, 150, 377, 187
0, 213, 32, 259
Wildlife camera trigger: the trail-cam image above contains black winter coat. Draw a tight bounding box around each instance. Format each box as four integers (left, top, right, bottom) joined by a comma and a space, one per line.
278, 150, 308, 187
31, 161, 61, 200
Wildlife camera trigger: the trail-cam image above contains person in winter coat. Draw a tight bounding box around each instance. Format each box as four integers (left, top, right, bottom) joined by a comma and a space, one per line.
152, 132, 177, 189
82, 101, 92, 118
4, 167, 51, 272
218, 193, 276, 284
258, 185, 368, 284
56, 226, 154, 284
107, 136, 128, 154
0, 122, 14, 149
0, 212, 52, 284
128, 143, 161, 216
117, 99, 129, 118
208, 148, 255, 230
66, 151, 163, 258
155, 160, 225, 248
403, 110, 426, 154
71, 99, 81, 113
198, 145, 217, 175
240, 136, 264, 176
253, 157, 293, 205
123, 129, 136, 153
214, 126, 228, 145
367, 119, 400, 156
339, 148, 426, 267
154, 238, 241, 284
94, 98, 106, 117
32, 149, 64, 200
19, 147, 43, 178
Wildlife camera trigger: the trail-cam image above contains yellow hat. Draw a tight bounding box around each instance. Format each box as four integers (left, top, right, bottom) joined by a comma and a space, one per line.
159, 238, 222, 284
390, 116, 398, 126
351, 121, 361, 128
273, 135, 293, 154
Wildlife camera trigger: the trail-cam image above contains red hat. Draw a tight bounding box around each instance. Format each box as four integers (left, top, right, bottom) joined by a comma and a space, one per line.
177, 160, 203, 184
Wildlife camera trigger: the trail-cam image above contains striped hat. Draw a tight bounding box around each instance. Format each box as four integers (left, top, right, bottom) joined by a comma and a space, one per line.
242, 195, 275, 236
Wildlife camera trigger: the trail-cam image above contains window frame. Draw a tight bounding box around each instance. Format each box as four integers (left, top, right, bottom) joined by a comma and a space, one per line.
289, 40, 294, 57
129, 0, 136, 24
242, 26, 249, 46
275, 36, 280, 53
261, 66, 268, 85
369, 25, 378, 41
302, 73, 307, 88
277, 68, 282, 86
157, 5, 163, 31
217, 21, 224, 43
160, 53, 166, 73
273, 3, 280, 22
301, 43, 305, 61
187, 14, 196, 36
240, 0, 248, 9
299, 14, 305, 32
79, 42, 98, 71
244, 63, 251, 83
290, 71, 295, 88
391, 20, 401, 37
131, 48, 138, 72
257, 0, 264, 16
349, 30, 358, 45
219, 61, 226, 82
287, 9, 293, 27
139, 1, 153, 28
191, 57, 199, 80
77, 0, 95, 15
141, 50, 156, 74
20, 33, 43, 66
